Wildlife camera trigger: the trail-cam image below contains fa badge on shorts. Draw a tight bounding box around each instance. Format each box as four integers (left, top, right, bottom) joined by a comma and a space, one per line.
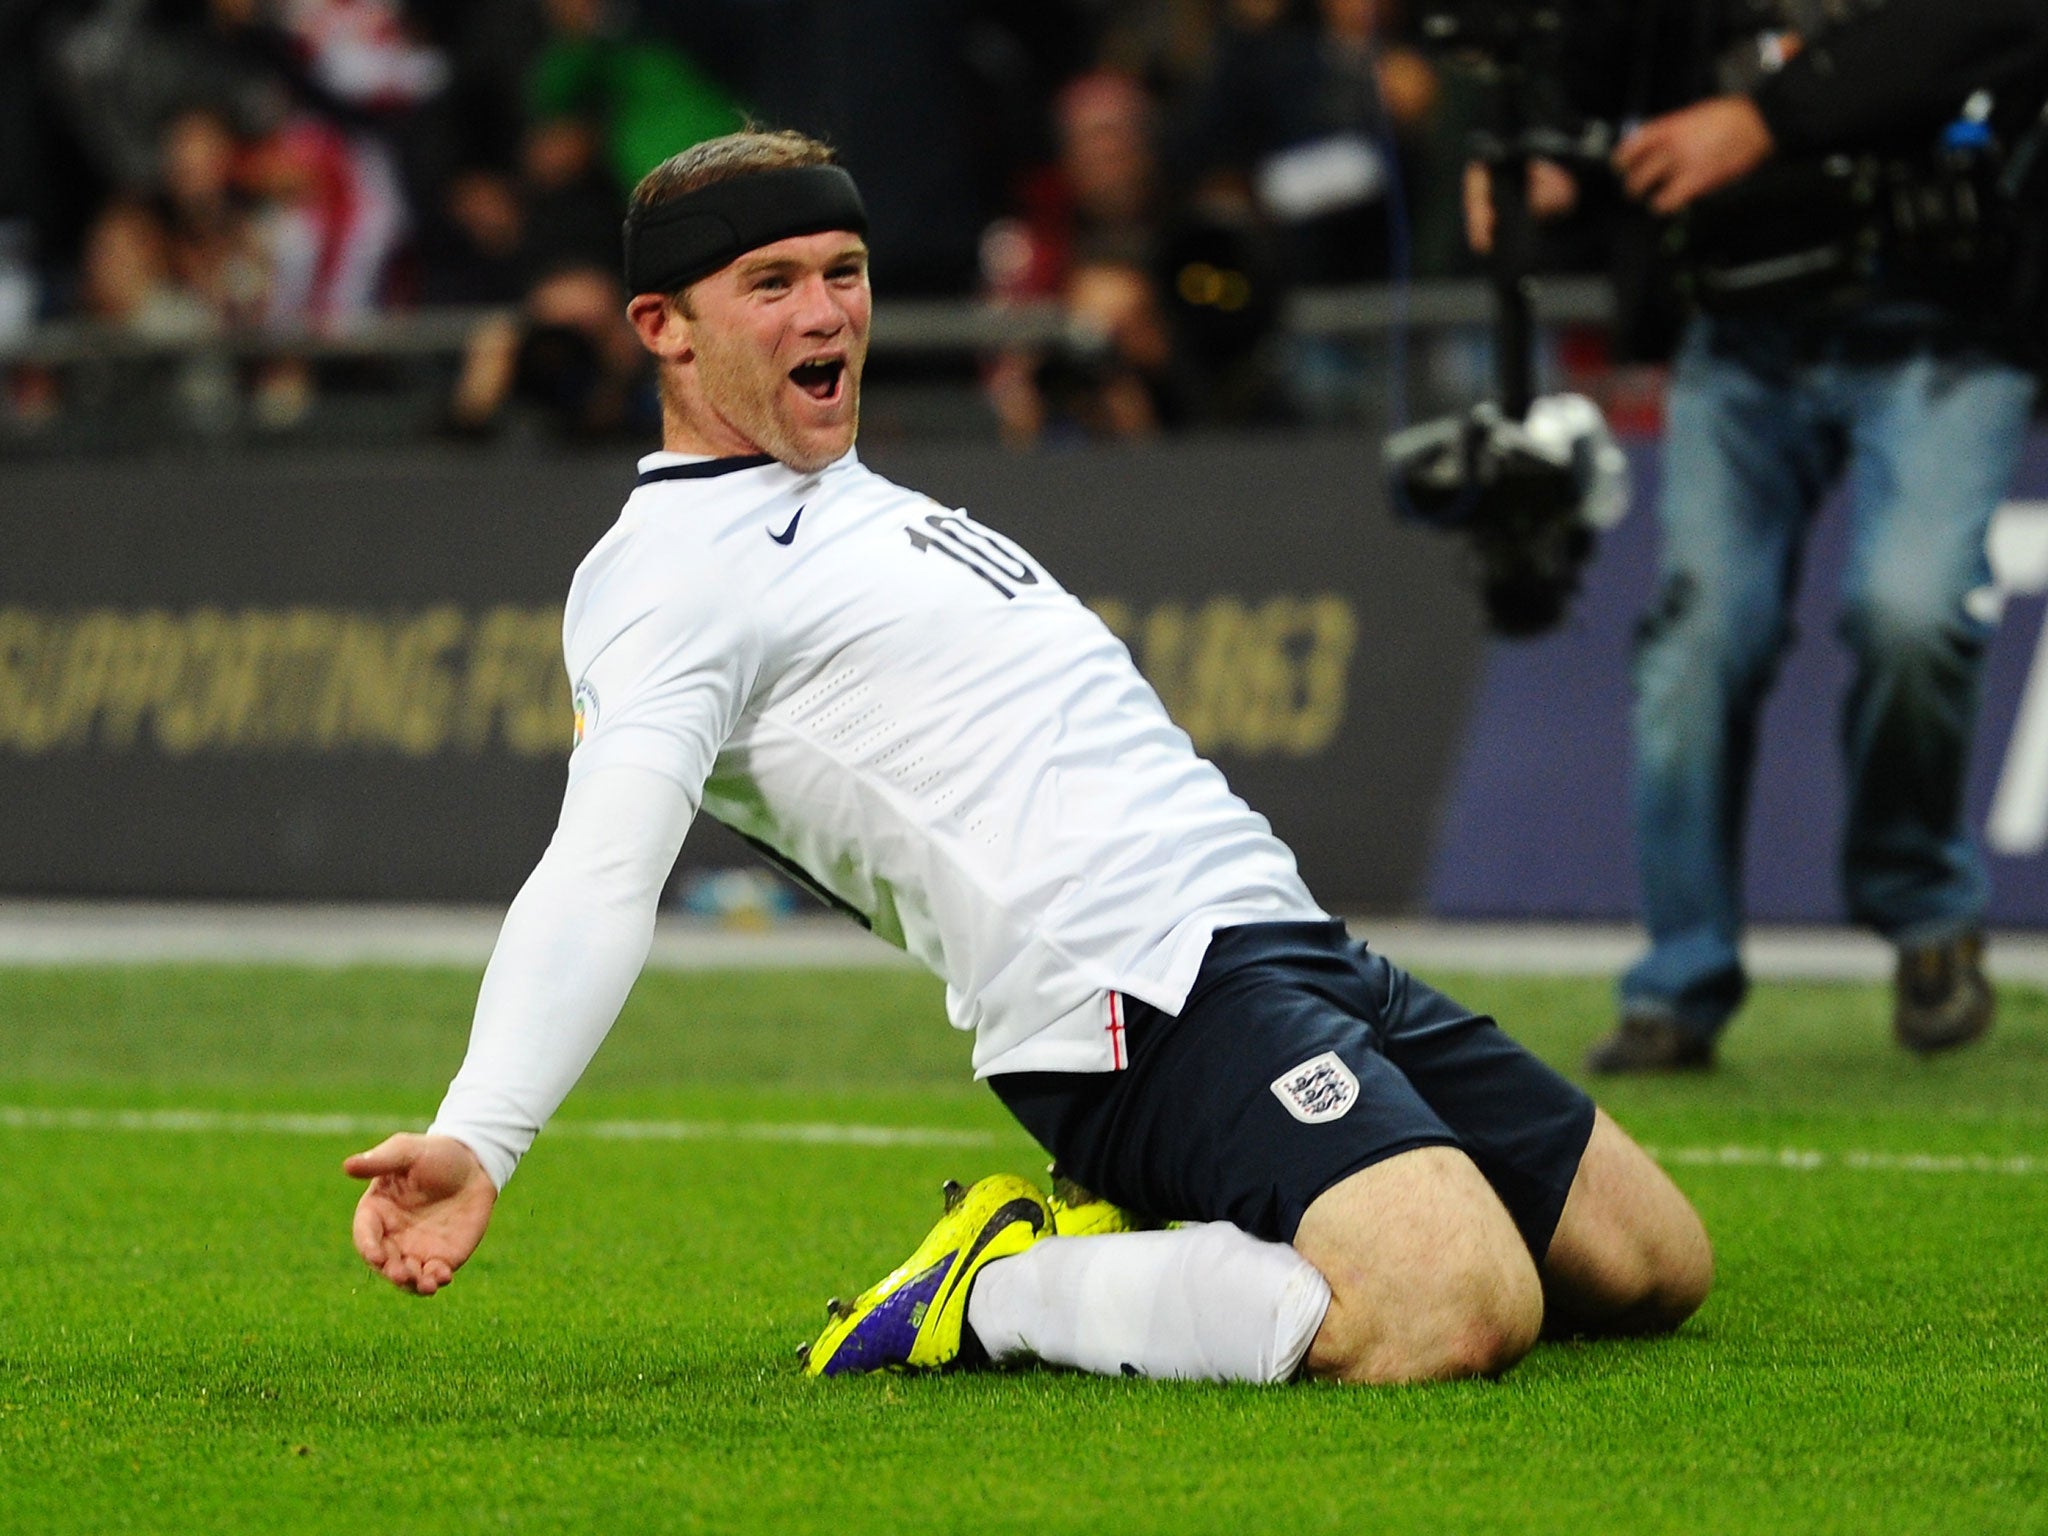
1271, 1051, 1359, 1124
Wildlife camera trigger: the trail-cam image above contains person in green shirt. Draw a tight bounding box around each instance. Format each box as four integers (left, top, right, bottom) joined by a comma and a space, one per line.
530, 0, 747, 193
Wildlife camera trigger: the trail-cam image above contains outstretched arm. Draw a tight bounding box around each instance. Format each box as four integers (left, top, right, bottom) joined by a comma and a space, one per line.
423, 763, 695, 1189
345, 762, 696, 1292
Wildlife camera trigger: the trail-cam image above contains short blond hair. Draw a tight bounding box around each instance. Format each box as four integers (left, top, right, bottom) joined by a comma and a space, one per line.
629, 128, 841, 219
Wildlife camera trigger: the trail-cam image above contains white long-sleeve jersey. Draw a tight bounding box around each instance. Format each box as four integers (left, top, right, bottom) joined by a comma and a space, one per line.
431, 449, 1323, 1187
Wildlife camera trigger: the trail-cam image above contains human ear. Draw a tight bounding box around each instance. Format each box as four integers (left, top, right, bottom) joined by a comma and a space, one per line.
627, 292, 693, 363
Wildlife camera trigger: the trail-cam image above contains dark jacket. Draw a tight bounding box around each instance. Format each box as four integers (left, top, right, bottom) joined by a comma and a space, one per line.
1552, 0, 2048, 355
1557, 0, 2048, 152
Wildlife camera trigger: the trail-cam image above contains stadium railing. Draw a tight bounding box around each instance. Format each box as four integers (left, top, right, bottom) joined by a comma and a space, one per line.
0, 278, 1617, 454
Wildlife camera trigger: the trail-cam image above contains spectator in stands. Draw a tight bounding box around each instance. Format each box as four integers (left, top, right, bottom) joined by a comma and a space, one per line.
990, 69, 1164, 305
417, 166, 528, 310
156, 106, 270, 329
513, 114, 627, 278
76, 101, 274, 342
234, 0, 448, 422
76, 188, 242, 432
982, 69, 1178, 442
1033, 257, 1182, 440
49, 0, 285, 211
1177, 0, 1435, 286
438, 115, 648, 440
983, 67, 1293, 442
57, 0, 444, 328
429, 1, 743, 441
528, 0, 745, 195
1171, 0, 1447, 420
238, 0, 446, 328
80, 199, 211, 339
1091, 0, 1223, 100
736, 0, 1022, 296
46, 0, 449, 429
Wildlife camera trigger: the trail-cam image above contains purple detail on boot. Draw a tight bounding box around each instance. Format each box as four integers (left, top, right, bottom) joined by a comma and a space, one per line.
819, 1259, 951, 1376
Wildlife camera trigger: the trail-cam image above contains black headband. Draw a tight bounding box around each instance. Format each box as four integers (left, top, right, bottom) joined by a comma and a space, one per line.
623, 164, 869, 295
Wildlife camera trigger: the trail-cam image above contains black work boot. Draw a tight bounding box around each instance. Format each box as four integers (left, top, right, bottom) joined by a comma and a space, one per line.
1584, 1010, 1716, 1075
1893, 931, 1994, 1055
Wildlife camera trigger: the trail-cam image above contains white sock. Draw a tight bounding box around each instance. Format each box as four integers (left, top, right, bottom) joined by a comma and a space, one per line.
965, 1222, 1332, 1383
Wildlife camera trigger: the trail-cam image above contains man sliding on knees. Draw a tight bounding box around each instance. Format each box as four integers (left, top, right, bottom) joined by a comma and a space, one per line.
345, 129, 1713, 1386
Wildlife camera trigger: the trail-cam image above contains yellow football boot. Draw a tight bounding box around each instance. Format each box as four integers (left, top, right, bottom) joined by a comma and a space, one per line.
1045, 1163, 1162, 1237
800, 1173, 1048, 1377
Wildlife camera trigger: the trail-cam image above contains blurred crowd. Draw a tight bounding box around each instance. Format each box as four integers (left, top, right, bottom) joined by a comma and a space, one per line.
0, 0, 1496, 442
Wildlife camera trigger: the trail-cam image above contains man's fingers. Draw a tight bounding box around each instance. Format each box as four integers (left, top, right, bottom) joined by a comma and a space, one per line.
1614, 125, 1672, 198
1621, 119, 1703, 210
1626, 156, 1673, 204
1643, 152, 1713, 215
380, 1248, 422, 1290
1650, 172, 1700, 216
353, 1192, 470, 1293
1613, 122, 1663, 173
375, 1250, 455, 1296
343, 1135, 418, 1181
1463, 162, 1495, 253
351, 1192, 392, 1268
344, 1134, 493, 1295
1616, 103, 1769, 214
1617, 140, 1663, 199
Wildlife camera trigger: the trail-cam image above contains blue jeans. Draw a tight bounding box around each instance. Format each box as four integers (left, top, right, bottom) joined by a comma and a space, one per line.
1623, 309, 2038, 1033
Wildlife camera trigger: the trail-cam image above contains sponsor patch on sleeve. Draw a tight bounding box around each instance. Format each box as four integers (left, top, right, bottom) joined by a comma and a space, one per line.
572, 679, 599, 747
1270, 1051, 1359, 1124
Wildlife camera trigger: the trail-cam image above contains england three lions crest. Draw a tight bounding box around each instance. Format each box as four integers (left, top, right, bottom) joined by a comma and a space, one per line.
1270, 1052, 1359, 1124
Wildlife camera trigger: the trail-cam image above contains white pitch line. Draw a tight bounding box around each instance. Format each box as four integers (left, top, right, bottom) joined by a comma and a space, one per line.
0, 1105, 998, 1149
0, 1105, 2038, 1174
19, 902, 2048, 984
1644, 1144, 2045, 1176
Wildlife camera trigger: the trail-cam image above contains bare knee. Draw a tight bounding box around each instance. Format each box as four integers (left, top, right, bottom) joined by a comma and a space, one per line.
1561, 1208, 1711, 1337
1294, 1147, 1545, 1385
1642, 1200, 1715, 1330
1545, 1110, 1714, 1337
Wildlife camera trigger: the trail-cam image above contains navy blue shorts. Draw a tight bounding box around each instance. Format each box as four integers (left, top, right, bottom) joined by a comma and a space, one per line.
989, 921, 1596, 1258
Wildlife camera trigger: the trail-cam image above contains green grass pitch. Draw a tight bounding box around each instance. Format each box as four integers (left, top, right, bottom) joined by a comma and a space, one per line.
3, 959, 2045, 1534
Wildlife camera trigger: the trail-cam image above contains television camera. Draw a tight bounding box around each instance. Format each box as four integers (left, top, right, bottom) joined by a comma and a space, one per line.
1383, 0, 1628, 638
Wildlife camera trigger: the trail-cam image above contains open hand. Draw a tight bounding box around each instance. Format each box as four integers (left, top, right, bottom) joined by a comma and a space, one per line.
344, 1133, 497, 1295
1614, 97, 1775, 215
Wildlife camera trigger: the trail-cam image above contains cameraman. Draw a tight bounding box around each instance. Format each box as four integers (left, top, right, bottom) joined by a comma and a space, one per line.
1472, 0, 2048, 1071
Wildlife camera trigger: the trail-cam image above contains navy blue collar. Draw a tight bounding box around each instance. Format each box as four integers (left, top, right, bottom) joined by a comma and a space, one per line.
636, 454, 777, 486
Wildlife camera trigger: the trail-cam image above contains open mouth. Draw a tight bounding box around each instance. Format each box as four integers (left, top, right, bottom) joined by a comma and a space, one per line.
789, 357, 846, 403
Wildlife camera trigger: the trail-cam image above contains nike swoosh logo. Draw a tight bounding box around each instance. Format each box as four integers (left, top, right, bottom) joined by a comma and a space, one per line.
768, 505, 805, 545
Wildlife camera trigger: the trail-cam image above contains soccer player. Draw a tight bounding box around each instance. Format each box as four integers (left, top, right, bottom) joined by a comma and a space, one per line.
346, 128, 1712, 1385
